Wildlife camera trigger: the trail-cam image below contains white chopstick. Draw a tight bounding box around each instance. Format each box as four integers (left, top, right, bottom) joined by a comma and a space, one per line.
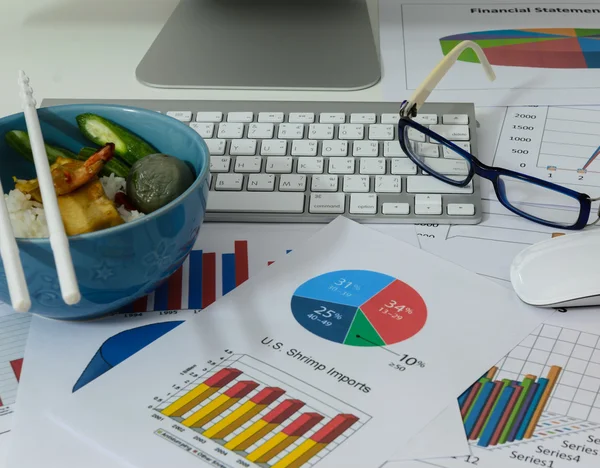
18, 71, 81, 305
0, 176, 31, 312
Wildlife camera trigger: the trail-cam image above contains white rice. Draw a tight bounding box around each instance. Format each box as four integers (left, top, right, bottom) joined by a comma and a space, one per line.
4, 175, 144, 238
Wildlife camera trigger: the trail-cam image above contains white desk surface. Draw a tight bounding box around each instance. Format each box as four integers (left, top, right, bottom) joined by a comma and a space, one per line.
0, 0, 384, 118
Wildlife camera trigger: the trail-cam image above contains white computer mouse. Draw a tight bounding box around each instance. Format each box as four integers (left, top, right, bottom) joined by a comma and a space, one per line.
510, 229, 600, 308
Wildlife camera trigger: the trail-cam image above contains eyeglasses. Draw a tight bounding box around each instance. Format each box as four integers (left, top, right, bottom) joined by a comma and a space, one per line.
398, 40, 600, 231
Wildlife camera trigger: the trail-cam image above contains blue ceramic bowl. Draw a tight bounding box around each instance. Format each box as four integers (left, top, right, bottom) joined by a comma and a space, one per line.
0, 104, 210, 320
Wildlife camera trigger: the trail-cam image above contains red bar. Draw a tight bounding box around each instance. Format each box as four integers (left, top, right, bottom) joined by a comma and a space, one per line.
234, 241, 249, 286
167, 267, 183, 310
10, 359, 23, 382
204, 368, 243, 388
283, 413, 324, 437
461, 382, 482, 418
132, 296, 148, 313
469, 381, 503, 440
0, 396, 3, 407
225, 381, 259, 398
263, 399, 305, 424
311, 414, 359, 444
268, 261, 274, 266
201, 253, 216, 308
490, 385, 523, 446
251, 387, 286, 405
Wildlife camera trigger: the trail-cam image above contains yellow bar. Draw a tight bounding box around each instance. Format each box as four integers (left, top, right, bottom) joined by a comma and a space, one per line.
182, 394, 240, 428
272, 440, 326, 468
524, 366, 561, 438
247, 433, 298, 463
161, 384, 217, 417
486, 366, 498, 379
203, 401, 266, 439
224, 420, 276, 451
525, 374, 537, 380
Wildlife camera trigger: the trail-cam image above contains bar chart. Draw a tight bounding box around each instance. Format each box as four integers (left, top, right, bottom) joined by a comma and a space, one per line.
156, 355, 369, 467
459, 323, 600, 450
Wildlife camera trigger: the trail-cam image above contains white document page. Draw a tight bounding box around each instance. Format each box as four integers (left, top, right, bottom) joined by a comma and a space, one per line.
43, 217, 550, 468
380, 1, 600, 106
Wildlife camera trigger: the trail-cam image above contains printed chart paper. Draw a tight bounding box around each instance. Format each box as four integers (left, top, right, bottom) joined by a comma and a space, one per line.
431, 308, 600, 468
380, 1, 600, 106
45, 217, 549, 468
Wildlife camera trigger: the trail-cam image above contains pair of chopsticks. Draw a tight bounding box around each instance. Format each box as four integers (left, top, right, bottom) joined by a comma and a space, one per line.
0, 71, 80, 312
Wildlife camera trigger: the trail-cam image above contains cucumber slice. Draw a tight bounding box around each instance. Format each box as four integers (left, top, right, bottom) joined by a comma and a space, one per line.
78, 147, 131, 178
76, 114, 157, 166
5, 130, 78, 164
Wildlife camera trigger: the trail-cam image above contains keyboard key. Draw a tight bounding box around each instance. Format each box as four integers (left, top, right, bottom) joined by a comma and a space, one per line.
375, 175, 401, 193
292, 140, 318, 156
413, 114, 437, 125
406, 176, 473, 193
189, 122, 214, 138
214, 174, 243, 191
443, 142, 471, 159
381, 113, 400, 124
343, 175, 369, 193
261, 140, 287, 156
415, 194, 442, 215
311, 175, 338, 192
278, 123, 304, 139
209, 156, 231, 173
423, 158, 469, 176
383, 202, 410, 215
205, 139, 227, 155
448, 203, 475, 216
279, 174, 307, 191
368, 124, 394, 140
166, 111, 192, 122
443, 114, 469, 125
350, 193, 377, 214
350, 113, 376, 123
234, 156, 261, 172
391, 159, 417, 175
339, 124, 364, 140
309, 193, 345, 214
297, 157, 324, 173
319, 113, 345, 123
360, 158, 386, 175
247, 174, 275, 191
308, 124, 334, 140
230, 139, 257, 156
258, 112, 284, 123
248, 123, 274, 139
196, 111, 223, 122
384, 141, 406, 157
353, 141, 378, 157
430, 124, 469, 141
289, 112, 314, 123
218, 123, 244, 139
329, 158, 355, 174
265, 157, 292, 173
227, 112, 253, 123
322, 140, 348, 157
407, 127, 426, 142
207, 192, 304, 213
416, 142, 439, 158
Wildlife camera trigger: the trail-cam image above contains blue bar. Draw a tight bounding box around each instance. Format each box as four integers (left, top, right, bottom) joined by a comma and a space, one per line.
458, 386, 473, 408
286, 250, 292, 254
478, 386, 515, 447
188, 250, 203, 309
464, 381, 494, 436
508, 382, 539, 442
222, 253, 236, 295
516, 378, 548, 440
154, 280, 169, 311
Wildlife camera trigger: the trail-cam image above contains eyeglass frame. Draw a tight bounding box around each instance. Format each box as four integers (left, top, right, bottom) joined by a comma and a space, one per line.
397, 40, 600, 231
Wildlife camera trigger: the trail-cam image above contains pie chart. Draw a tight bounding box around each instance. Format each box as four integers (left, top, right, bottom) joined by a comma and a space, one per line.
291, 270, 427, 347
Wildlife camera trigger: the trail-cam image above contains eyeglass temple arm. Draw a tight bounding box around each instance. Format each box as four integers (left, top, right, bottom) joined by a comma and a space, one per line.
400, 40, 496, 117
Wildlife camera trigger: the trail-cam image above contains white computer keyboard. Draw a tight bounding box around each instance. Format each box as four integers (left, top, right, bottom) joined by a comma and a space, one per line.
42, 99, 483, 224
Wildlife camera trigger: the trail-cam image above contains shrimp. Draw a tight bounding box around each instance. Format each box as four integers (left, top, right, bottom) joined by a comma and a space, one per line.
51, 143, 115, 195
